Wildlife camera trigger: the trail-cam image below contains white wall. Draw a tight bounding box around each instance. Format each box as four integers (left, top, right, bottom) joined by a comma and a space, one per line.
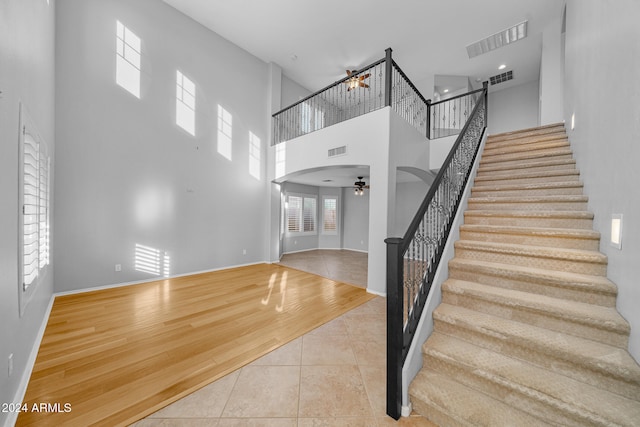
54, 0, 270, 292
564, 0, 640, 360
280, 74, 311, 111
539, 8, 565, 125
487, 80, 540, 135
0, 0, 56, 422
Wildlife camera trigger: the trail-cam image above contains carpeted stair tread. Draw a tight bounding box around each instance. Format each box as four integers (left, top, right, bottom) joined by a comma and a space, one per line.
482, 140, 570, 158
447, 258, 617, 305
480, 148, 574, 165
467, 195, 588, 212
454, 239, 607, 275
474, 169, 580, 183
484, 133, 569, 153
409, 369, 552, 426
487, 123, 566, 142
477, 158, 576, 175
422, 332, 640, 427
471, 180, 584, 193
433, 303, 640, 397
442, 278, 629, 344
464, 209, 593, 230
459, 223, 599, 250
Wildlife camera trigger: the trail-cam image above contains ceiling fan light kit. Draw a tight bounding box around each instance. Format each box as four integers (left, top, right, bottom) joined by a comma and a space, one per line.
353, 176, 369, 195
345, 70, 371, 91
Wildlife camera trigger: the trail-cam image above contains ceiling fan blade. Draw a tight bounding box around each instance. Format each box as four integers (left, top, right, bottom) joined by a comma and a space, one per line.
360, 83, 370, 89
359, 73, 371, 80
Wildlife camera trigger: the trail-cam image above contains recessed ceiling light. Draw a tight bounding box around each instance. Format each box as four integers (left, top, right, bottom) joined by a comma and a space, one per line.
499, 64, 506, 70
443, 89, 449, 93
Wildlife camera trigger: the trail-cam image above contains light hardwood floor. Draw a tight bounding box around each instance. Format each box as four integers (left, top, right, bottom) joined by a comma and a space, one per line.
17, 263, 375, 426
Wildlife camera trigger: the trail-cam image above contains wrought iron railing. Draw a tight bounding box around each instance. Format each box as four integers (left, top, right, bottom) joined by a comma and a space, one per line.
429, 88, 484, 139
385, 83, 487, 419
272, 48, 432, 145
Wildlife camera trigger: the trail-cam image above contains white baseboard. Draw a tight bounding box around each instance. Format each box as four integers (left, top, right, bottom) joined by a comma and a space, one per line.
401, 402, 413, 417
367, 288, 386, 297
7, 294, 55, 427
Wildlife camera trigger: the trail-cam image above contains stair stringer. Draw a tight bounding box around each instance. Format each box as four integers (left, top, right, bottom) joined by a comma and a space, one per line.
400, 131, 488, 412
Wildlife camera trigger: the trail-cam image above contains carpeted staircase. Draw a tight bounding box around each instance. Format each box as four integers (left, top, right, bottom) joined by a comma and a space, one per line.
409, 123, 640, 426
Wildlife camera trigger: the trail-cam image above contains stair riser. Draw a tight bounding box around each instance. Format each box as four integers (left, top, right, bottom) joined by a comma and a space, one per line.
467, 200, 588, 211
454, 247, 607, 276
409, 399, 465, 427
448, 263, 616, 307
441, 290, 628, 348
472, 186, 584, 198
433, 317, 640, 400
420, 359, 587, 427
475, 175, 580, 187
459, 229, 599, 251
479, 153, 574, 169
464, 214, 593, 230
483, 141, 570, 157
485, 135, 568, 151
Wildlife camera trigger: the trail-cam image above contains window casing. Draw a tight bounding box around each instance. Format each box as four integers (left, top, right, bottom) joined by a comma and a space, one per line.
286, 194, 317, 235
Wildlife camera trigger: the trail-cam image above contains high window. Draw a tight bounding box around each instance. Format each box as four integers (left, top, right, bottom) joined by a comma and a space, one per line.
300, 102, 324, 133
286, 194, 317, 235
249, 131, 261, 179
19, 106, 50, 315
115, 21, 141, 98
176, 70, 196, 135
217, 105, 232, 160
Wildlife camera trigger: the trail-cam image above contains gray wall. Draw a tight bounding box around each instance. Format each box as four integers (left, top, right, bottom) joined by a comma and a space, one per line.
0, 0, 56, 420
343, 187, 370, 252
54, 0, 270, 292
488, 80, 540, 135
394, 180, 429, 237
564, 0, 640, 360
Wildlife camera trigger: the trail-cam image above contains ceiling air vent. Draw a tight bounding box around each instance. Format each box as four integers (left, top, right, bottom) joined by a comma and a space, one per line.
490, 70, 513, 86
328, 145, 347, 157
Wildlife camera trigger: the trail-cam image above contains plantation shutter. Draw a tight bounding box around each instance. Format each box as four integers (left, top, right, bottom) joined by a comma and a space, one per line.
22, 130, 40, 289
287, 195, 302, 233
323, 198, 337, 232
303, 197, 316, 232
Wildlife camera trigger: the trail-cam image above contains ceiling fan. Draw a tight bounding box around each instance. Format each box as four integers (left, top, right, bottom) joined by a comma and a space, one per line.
344, 70, 371, 91
353, 176, 370, 195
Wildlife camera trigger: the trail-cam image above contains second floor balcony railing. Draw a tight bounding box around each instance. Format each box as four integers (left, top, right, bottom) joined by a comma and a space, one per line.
272, 48, 432, 145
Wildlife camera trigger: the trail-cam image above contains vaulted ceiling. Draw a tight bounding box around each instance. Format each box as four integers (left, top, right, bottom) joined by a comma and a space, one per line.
162, 0, 562, 95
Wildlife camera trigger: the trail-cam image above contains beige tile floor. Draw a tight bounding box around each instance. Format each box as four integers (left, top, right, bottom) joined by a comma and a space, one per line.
133, 297, 433, 427
277, 250, 368, 288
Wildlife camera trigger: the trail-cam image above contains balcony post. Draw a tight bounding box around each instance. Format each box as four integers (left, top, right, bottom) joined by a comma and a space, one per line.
483, 81, 489, 125
426, 99, 432, 139
385, 48, 393, 107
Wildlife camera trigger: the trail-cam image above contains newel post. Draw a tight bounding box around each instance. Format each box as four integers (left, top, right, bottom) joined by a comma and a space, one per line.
483, 81, 489, 125
385, 237, 403, 420
384, 48, 393, 107
426, 99, 432, 139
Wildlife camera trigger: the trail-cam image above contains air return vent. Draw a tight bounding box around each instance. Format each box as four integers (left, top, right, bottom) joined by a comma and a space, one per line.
328, 145, 347, 157
490, 70, 513, 86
